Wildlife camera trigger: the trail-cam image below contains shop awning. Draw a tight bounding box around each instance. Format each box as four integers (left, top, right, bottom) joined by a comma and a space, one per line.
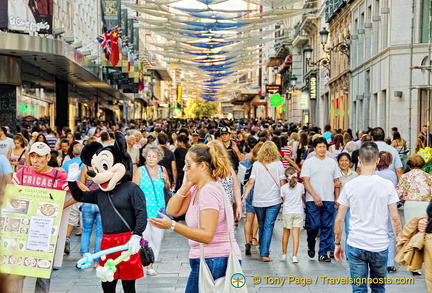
0, 33, 128, 102
149, 67, 173, 81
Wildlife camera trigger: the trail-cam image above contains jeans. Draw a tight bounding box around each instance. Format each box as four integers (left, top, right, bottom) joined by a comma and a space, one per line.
80, 203, 103, 261
306, 201, 335, 256
254, 204, 281, 257
387, 216, 396, 267
186, 257, 234, 293
348, 245, 388, 293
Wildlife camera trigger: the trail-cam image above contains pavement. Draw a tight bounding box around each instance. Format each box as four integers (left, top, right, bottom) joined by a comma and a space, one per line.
22, 211, 428, 293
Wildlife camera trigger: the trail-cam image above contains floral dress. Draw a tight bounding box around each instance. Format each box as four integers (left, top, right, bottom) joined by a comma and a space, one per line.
138, 166, 166, 219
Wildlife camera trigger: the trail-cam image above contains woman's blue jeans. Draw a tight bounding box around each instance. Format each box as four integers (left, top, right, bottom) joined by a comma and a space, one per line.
254, 204, 281, 257
186, 257, 242, 293
80, 203, 103, 261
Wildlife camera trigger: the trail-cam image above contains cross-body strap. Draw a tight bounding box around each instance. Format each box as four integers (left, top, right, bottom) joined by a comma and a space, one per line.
107, 192, 132, 232
262, 162, 280, 188
17, 149, 26, 162
144, 165, 161, 207
51, 169, 59, 189
199, 182, 235, 260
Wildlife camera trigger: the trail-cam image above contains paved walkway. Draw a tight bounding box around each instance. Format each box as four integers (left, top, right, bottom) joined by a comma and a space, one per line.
23, 212, 427, 292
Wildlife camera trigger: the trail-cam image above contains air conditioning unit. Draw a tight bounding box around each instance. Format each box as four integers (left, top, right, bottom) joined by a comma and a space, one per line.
356, 94, 364, 100
357, 29, 365, 35
372, 16, 381, 22
364, 23, 372, 29
62, 36, 74, 43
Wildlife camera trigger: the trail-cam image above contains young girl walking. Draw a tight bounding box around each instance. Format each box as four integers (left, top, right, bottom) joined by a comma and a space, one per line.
281, 166, 304, 263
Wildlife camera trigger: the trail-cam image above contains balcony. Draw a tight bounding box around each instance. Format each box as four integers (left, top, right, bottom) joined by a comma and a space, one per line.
325, 0, 348, 22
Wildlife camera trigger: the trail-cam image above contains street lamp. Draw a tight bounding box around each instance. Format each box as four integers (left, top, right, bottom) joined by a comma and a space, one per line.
319, 27, 350, 57
303, 45, 330, 69
286, 75, 298, 100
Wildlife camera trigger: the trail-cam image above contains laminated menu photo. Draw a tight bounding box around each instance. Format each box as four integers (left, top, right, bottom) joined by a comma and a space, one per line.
0, 185, 66, 278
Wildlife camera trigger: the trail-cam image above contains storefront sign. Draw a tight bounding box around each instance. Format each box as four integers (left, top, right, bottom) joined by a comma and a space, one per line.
177, 85, 183, 106
1, 0, 54, 33
298, 92, 309, 110
269, 94, 283, 107
265, 84, 282, 94
310, 75, 317, 100
0, 185, 66, 278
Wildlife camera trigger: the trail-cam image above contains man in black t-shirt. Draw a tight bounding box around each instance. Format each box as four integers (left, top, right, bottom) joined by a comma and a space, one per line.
219, 126, 244, 172
157, 133, 177, 189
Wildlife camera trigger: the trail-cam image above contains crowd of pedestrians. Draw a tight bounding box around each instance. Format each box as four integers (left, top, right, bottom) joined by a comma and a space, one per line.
1, 117, 432, 292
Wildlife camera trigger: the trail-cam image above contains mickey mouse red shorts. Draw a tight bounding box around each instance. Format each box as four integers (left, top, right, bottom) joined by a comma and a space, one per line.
100, 232, 144, 280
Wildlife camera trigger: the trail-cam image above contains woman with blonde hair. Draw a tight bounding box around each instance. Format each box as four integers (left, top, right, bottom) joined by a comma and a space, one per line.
149, 143, 242, 292
288, 132, 300, 162
242, 141, 286, 262
133, 144, 170, 276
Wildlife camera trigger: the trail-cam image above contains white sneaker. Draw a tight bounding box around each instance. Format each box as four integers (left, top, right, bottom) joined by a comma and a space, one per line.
292, 256, 298, 263
281, 254, 287, 261
146, 269, 158, 276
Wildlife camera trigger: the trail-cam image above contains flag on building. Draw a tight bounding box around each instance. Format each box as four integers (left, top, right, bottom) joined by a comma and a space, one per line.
109, 28, 120, 67
97, 28, 120, 67
138, 73, 144, 91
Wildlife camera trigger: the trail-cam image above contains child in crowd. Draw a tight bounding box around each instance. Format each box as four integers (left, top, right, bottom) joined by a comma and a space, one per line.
281, 166, 305, 263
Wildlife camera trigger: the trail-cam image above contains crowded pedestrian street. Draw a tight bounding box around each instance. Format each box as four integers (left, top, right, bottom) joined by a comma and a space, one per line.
22, 215, 427, 292
1, 0, 432, 292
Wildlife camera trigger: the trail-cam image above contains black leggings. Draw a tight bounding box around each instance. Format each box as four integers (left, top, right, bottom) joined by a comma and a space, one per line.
101, 279, 136, 293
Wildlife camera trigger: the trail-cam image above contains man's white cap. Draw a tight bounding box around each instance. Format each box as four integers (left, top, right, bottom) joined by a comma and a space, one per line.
29, 142, 51, 156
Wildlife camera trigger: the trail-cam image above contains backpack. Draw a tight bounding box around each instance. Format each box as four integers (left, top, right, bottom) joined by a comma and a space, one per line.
237, 158, 253, 185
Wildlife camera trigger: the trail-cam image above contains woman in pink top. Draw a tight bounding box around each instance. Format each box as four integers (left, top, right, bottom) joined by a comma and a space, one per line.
7, 134, 29, 172
149, 143, 242, 293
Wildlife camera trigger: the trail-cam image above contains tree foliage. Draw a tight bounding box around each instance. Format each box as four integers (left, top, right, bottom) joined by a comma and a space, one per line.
184, 99, 219, 118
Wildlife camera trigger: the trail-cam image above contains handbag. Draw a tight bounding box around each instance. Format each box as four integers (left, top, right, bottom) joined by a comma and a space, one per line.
198, 182, 248, 293
139, 238, 155, 267
107, 193, 155, 266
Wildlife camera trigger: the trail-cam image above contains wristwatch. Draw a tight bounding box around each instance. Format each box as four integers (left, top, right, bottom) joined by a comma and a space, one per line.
169, 220, 176, 232
334, 242, 341, 245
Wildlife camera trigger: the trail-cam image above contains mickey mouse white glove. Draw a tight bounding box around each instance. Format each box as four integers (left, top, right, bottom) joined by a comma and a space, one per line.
67, 163, 81, 182
127, 234, 141, 254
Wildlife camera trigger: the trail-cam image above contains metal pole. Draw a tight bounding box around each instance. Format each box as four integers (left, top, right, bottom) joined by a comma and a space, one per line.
408, 0, 414, 148
427, 0, 432, 146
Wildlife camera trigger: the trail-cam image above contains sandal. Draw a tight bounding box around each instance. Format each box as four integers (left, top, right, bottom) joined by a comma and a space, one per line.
387, 266, 397, 273
261, 257, 273, 262
252, 237, 259, 246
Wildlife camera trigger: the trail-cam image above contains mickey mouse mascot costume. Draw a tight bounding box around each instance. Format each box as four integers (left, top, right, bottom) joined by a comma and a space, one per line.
67, 131, 147, 293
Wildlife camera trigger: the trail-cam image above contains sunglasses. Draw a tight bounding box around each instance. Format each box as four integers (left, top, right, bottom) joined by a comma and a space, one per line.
184, 161, 198, 169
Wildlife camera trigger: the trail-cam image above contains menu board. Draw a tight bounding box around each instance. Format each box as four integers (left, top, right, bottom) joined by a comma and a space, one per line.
0, 185, 66, 278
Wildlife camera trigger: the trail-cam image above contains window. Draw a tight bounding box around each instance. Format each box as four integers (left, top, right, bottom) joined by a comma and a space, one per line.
421, 0, 431, 43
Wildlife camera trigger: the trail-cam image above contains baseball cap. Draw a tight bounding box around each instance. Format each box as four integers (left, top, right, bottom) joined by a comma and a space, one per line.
219, 126, 230, 134
29, 142, 51, 156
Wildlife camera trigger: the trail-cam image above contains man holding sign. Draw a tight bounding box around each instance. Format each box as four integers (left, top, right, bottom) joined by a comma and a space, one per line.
8, 142, 75, 293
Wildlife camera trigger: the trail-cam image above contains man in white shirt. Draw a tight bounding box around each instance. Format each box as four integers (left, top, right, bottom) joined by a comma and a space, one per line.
301, 137, 341, 262
334, 142, 402, 292
0, 126, 14, 157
